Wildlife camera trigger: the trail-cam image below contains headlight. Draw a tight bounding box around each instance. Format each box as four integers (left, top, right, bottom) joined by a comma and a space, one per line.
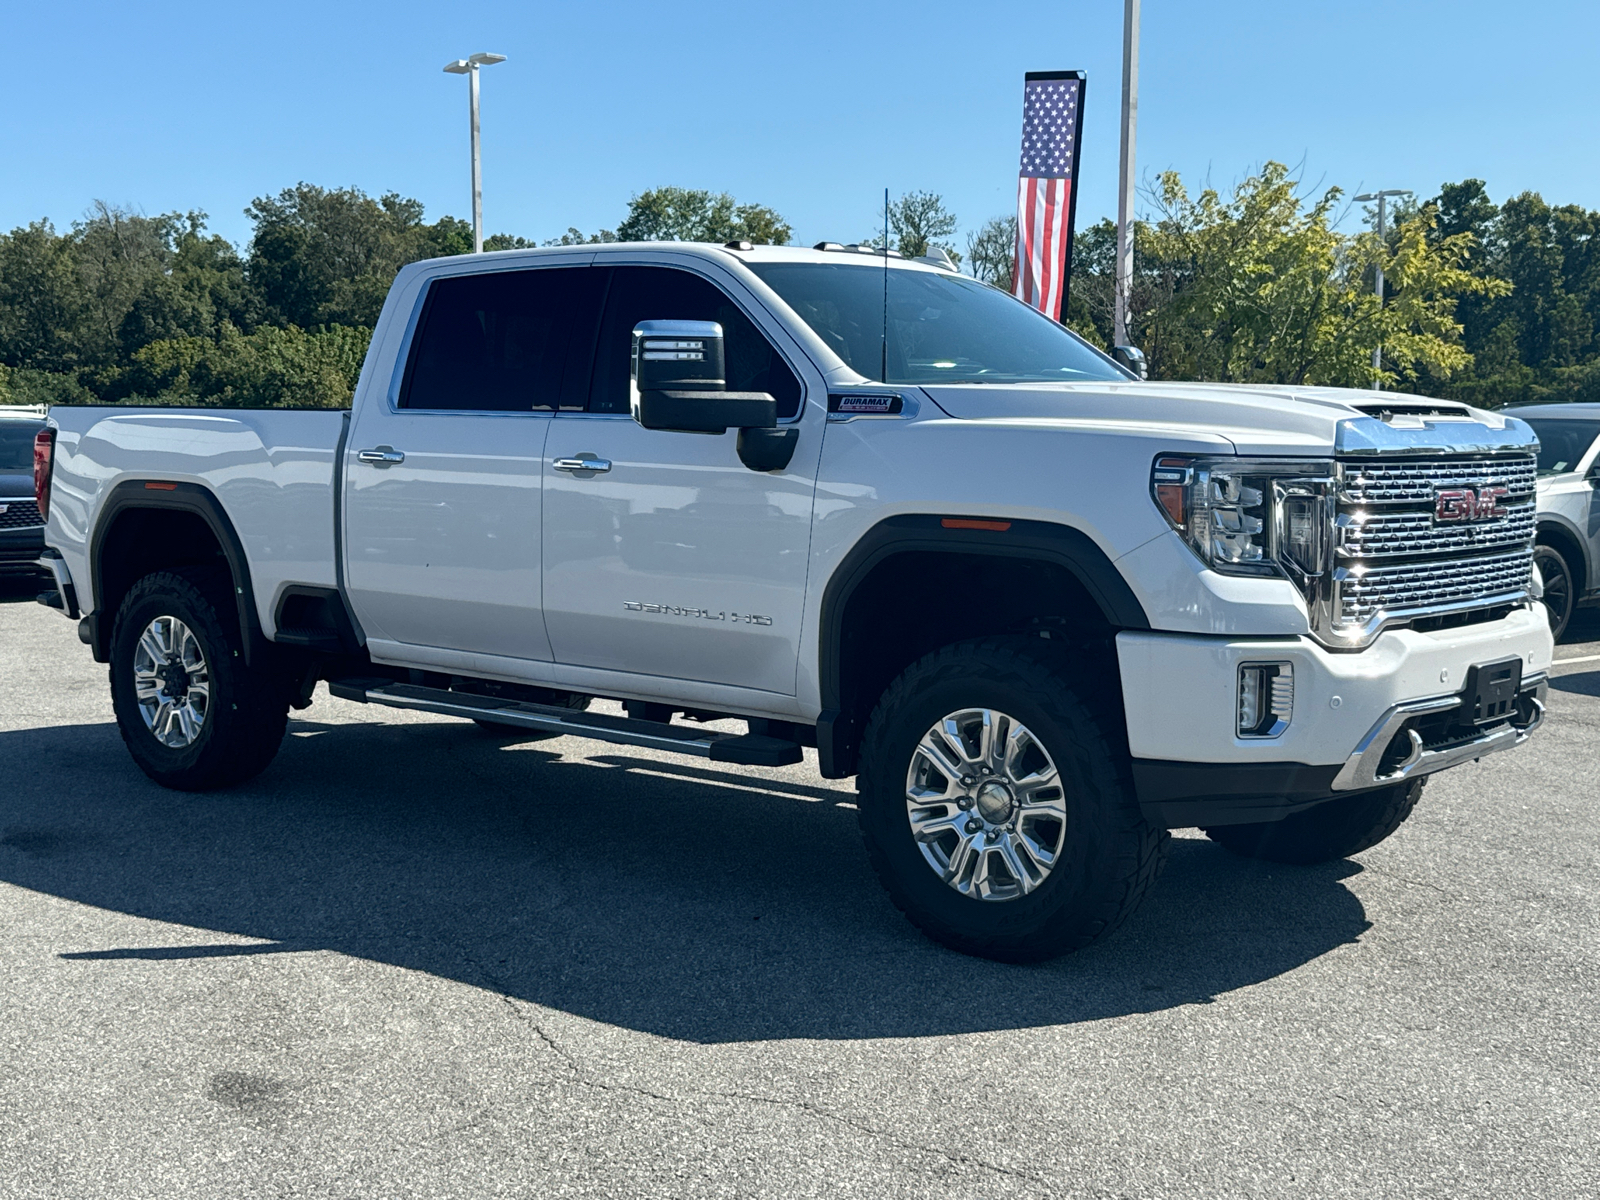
1151, 455, 1336, 591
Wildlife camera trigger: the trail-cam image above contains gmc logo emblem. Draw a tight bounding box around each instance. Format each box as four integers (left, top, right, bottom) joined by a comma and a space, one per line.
1435, 486, 1509, 523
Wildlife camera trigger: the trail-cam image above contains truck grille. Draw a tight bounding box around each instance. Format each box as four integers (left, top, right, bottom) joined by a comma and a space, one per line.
1341, 456, 1537, 504
1333, 453, 1536, 628
0, 499, 42, 529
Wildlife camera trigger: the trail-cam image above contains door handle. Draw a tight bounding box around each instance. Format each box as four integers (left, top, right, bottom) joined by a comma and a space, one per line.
553, 456, 612, 474
357, 446, 406, 466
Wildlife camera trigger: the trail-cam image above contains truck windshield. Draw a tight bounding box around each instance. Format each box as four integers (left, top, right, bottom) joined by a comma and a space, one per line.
0, 420, 43, 472
1521, 418, 1600, 475
745, 262, 1127, 386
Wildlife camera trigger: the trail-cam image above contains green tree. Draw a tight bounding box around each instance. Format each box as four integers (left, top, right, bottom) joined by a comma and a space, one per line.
1416, 180, 1600, 406
123, 321, 371, 408
1119, 163, 1502, 387
965, 215, 1015, 289
539, 227, 615, 246
244, 184, 471, 328
614, 187, 790, 244
887, 190, 959, 261
0, 220, 87, 372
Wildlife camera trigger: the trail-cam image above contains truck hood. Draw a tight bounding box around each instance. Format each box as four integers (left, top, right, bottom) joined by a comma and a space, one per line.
916, 381, 1535, 458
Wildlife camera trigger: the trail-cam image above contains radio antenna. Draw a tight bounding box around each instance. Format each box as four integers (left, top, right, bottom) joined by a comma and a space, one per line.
881, 187, 889, 382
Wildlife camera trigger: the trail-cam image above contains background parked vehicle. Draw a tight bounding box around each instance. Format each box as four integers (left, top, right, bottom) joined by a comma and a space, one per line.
0, 406, 47, 582
1506, 403, 1600, 640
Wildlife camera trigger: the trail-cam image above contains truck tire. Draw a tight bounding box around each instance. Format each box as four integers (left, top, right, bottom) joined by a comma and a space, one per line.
109, 568, 290, 791
855, 638, 1168, 962
1203, 779, 1423, 865
1533, 543, 1575, 640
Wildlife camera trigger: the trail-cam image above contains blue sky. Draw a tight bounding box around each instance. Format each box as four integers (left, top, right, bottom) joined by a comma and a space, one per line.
2, 0, 1596, 251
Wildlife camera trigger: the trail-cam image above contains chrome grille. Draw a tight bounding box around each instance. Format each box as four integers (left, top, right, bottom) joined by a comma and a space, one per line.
0, 499, 42, 529
1341, 456, 1536, 505
1332, 453, 1536, 631
1338, 503, 1536, 559
1339, 550, 1532, 623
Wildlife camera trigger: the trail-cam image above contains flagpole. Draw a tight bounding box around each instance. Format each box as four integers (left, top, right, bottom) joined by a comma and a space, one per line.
1114, 0, 1139, 348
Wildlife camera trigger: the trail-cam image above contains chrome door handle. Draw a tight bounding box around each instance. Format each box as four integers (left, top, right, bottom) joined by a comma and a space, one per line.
357, 446, 405, 466
553, 456, 612, 474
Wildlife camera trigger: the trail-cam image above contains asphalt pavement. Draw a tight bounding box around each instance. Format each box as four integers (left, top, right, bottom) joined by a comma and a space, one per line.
1, 576, 1596, 1199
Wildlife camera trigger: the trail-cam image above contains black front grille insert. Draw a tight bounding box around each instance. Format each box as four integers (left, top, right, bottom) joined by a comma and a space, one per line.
0, 499, 42, 530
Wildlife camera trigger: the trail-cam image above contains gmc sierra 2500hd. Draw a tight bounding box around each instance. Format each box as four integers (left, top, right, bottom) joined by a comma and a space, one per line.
33, 241, 1553, 961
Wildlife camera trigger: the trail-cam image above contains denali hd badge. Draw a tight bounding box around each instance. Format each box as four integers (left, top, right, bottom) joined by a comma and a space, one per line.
1434, 486, 1509, 523
624, 601, 773, 627
828, 392, 902, 416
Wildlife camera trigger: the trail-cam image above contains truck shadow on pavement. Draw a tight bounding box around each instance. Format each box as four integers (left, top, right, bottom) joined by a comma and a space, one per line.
1, 715, 1373, 1044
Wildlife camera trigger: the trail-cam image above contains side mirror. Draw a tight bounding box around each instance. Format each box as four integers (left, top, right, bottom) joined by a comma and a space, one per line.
1113, 345, 1148, 380
631, 320, 776, 433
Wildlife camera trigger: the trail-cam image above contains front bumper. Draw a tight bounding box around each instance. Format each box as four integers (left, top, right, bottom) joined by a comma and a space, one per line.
0, 525, 45, 573
1118, 606, 1553, 827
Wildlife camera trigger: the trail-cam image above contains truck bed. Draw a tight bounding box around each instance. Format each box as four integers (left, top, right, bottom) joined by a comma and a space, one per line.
45, 407, 348, 640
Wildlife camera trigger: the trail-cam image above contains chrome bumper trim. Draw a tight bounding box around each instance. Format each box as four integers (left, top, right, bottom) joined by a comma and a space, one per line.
35, 549, 80, 620
1330, 672, 1547, 792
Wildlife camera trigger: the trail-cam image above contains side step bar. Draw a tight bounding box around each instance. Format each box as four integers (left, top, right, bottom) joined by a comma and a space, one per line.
327, 678, 805, 767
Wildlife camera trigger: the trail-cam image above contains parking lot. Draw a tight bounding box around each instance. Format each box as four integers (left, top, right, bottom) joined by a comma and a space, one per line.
1, 577, 1596, 1199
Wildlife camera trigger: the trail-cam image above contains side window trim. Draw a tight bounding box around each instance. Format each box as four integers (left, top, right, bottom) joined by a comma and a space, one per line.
394, 281, 443, 411
558, 266, 612, 412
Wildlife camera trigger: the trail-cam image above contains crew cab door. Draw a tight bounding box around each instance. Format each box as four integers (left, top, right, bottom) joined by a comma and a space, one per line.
343, 260, 601, 664
541, 262, 823, 695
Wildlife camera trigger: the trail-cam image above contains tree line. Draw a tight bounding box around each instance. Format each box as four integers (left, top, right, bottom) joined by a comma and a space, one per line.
2, 170, 1596, 408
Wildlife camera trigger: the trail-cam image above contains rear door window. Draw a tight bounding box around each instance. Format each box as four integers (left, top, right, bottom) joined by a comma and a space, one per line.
400, 267, 602, 411
586, 266, 803, 418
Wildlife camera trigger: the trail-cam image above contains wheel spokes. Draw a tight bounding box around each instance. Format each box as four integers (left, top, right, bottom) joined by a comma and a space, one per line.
905, 705, 1069, 903
131, 614, 209, 748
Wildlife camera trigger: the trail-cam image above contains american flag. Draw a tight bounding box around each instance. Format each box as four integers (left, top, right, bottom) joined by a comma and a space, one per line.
1013, 73, 1084, 321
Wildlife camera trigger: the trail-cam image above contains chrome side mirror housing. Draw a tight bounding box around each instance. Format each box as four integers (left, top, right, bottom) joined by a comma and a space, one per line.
630, 319, 779, 438
1113, 344, 1148, 380
632, 319, 725, 397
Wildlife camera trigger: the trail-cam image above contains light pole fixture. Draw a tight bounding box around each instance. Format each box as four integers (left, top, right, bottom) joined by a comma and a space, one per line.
1353, 188, 1412, 389
1114, 0, 1140, 350
444, 52, 508, 254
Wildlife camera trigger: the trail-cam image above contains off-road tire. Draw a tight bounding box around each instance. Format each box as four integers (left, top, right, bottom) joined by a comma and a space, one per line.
856, 637, 1168, 962
110, 568, 290, 791
1203, 779, 1424, 865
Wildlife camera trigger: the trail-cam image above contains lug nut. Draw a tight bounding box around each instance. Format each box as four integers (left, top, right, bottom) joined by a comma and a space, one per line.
958, 797, 973, 809
965, 818, 982, 834
961, 775, 975, 787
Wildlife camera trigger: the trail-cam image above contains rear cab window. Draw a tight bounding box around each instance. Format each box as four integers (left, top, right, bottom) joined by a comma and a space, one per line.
400, 267, 604, 411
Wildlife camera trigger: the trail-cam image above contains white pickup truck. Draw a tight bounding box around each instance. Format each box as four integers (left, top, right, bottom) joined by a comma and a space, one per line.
33, 241, 1553, 961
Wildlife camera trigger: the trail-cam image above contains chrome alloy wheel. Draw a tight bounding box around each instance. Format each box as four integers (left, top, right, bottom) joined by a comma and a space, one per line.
905, 708, 1067, 902
132, 615, 210, 748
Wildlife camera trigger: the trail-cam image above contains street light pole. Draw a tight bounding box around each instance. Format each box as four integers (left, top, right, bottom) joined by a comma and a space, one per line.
1352, 187, 1412, 389
1114, 0, 1139, 348
444, 52, 507, 254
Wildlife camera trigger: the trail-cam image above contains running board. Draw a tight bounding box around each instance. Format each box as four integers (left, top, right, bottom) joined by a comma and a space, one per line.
326, 678, 805, 767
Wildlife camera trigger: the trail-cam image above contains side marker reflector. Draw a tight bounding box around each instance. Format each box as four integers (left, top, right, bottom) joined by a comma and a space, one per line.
144, 481, 178, 491
941, 518, 1012, 532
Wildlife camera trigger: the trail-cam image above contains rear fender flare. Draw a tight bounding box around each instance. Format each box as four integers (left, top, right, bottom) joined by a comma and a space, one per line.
87, 480, 265, 665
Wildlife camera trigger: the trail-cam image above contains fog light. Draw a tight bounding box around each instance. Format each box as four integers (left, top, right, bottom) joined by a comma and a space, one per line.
1238, 663, 1293, 738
